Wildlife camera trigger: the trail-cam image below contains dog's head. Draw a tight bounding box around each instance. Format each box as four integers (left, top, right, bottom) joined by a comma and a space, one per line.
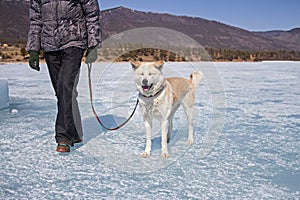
131, 60, 165, 97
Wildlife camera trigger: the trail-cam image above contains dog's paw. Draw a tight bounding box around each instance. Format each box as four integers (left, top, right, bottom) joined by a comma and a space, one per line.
160, 152, 169, 159
187, 139, 194, 145
141, 152, 150, 158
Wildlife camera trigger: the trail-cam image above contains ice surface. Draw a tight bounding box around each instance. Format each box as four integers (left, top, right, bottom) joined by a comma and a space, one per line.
0, 79, 9, 109
0, 62, 299, 199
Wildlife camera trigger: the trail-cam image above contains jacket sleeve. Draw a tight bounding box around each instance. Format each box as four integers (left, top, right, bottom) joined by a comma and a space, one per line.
26, 0, 42, 52
80, 0, 102, 48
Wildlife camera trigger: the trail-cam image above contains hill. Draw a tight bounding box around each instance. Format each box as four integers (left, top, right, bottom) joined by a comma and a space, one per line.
100, 6, 295, 51
0, 1, 299, 52
0, 0, 29, 44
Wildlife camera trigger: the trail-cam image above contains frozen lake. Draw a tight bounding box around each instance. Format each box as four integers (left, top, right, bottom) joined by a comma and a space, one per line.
0, 61, 299, 199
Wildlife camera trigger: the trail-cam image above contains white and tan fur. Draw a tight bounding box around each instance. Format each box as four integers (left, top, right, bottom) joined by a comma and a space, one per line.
131, 61, 203, 158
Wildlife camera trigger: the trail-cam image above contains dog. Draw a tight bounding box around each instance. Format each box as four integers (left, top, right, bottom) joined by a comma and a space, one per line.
131, 60, 203, 158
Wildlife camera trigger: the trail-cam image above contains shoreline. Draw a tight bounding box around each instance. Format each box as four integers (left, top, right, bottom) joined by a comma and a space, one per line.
1, 60, 300, 65
2, 45, 300, 63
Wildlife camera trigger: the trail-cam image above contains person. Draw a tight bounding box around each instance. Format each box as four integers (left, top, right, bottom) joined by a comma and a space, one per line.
27, 0, 102, 152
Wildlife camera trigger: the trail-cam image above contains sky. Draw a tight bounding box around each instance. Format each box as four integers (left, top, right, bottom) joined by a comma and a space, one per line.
99, 0, 300, 31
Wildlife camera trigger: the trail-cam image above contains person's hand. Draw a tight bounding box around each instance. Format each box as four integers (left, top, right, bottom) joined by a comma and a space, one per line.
85, 47, 97, 64
28, 51, 40, 71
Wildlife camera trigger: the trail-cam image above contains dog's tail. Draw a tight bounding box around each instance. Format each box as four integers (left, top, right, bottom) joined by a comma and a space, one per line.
189, 71, 203, 88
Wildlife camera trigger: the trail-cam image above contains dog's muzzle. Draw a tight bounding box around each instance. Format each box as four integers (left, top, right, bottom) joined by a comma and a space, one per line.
141, 79, 153, 92
142, 84, 153, 92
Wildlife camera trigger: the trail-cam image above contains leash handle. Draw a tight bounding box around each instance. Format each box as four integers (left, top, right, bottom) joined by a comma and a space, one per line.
87, 63, 139, 131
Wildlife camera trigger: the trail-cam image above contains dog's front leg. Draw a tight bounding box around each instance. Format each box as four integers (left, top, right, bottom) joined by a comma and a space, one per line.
142, 115, 152, 158
160, 120, 169, 158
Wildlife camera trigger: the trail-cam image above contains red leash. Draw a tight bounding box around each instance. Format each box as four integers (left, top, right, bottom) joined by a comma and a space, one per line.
87, 63, 139, 131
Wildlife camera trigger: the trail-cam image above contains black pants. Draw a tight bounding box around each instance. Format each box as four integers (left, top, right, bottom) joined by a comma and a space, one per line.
44, 47, 84, 145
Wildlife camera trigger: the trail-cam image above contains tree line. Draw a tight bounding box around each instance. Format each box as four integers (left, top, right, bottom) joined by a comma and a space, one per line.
206, 48, 300, 61
1, 44, 300, 62
99, 47, 300, 62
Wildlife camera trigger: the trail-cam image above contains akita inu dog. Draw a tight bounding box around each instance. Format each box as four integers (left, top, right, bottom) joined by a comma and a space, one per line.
131, 61, 203, 158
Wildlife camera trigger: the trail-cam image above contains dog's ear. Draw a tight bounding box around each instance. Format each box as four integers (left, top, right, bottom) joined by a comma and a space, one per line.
154, 60, 164, 71
130, 60, 141, 70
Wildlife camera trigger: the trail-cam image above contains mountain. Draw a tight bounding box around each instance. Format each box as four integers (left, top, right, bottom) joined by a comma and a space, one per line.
100, 7, 300, 51
0, 1, 299, 51
0, 0, 30, 43
253, 28, 300, 51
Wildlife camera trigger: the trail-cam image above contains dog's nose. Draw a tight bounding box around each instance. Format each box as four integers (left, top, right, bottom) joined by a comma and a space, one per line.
142, 79, 148, 85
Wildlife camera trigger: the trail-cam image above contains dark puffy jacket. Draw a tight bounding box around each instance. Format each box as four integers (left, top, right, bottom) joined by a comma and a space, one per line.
27, 0, 101, 52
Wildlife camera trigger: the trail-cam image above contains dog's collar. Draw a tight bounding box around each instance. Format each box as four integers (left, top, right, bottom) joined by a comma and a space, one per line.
141, 83, 165, 98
